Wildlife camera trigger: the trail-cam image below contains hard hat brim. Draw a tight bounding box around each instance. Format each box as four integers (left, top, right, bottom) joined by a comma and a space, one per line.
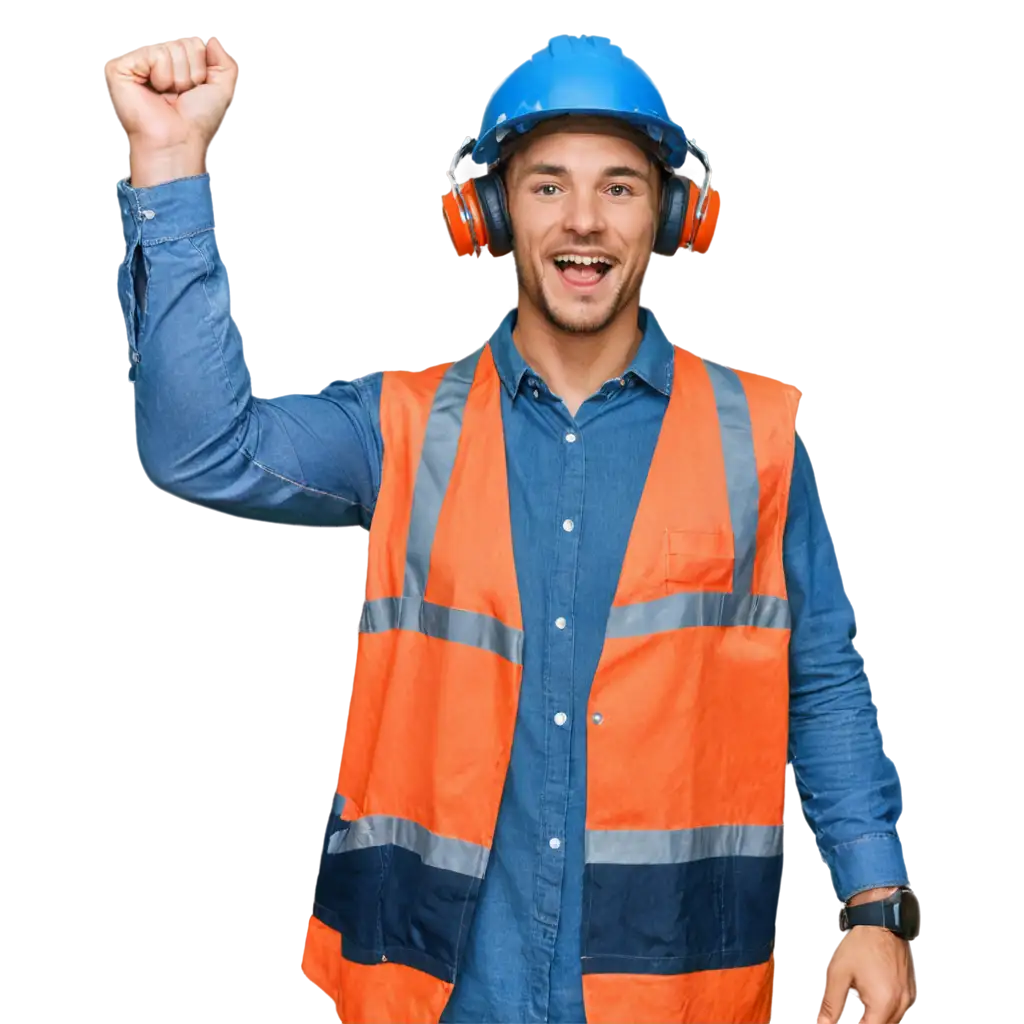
472, 108, 688, 169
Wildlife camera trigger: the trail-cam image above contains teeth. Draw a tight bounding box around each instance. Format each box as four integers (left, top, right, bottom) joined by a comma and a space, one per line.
554, 254, 613, 265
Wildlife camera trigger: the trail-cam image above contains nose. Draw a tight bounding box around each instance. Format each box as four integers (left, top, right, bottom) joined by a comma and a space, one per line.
562, 186, 605, 238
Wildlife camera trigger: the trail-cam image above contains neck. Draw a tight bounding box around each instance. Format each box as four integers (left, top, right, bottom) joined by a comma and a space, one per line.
512, 294, 644, 417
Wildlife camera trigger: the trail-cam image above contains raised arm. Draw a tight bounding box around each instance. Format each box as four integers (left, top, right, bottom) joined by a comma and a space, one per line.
106, 37, 381, 528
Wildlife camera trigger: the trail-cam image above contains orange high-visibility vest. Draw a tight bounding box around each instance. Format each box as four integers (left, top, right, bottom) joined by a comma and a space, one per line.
301, 337, 801, 1024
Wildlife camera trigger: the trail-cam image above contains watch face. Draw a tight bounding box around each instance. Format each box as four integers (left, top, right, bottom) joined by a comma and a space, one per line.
898, 888, 920, 939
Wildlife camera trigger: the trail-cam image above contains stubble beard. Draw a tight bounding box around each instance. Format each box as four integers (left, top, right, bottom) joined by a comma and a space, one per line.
514, 250, 639, 336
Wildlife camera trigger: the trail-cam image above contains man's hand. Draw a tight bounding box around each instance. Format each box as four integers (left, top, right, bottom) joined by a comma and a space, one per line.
817, 923, 916, 1023
104, 37, 239, 187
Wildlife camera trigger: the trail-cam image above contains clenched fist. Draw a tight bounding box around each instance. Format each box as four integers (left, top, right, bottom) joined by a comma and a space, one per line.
105, 37, 239, 187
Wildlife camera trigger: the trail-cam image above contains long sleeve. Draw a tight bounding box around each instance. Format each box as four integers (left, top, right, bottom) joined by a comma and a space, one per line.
115, 172, 383, 529
783, 433, 910, 902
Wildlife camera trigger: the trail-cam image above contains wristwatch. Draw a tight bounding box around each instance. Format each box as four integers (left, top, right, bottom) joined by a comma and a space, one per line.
839, 886, 920, 940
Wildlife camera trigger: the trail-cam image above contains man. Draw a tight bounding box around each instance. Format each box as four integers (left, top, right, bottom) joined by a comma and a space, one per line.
105, 33, 917, 1024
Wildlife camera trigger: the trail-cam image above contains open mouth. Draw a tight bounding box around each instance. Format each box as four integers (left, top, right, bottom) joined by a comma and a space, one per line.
553, 253, 615, 289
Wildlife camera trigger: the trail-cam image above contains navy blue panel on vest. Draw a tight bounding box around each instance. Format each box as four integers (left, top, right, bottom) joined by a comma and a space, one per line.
580, 854, 782, 975
311, 814, 479, 984
312, 815, 384, 955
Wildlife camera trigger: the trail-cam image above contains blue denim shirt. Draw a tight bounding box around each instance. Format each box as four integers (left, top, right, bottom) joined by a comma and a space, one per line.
115, 173, 910, 1024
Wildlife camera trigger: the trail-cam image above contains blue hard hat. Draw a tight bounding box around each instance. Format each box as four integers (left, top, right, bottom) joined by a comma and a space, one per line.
471, 35, 688, 169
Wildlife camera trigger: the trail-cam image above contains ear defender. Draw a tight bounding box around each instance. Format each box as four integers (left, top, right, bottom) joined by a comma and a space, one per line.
438, 171, 512, 264
441, 135, 720, 257
655, 142, 720, 258
689, 180, 721, 253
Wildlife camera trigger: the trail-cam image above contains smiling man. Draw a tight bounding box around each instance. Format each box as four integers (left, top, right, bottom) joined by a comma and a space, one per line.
504, 118, 661, 343
497, 119, 667, 417
107, 32, 917, 1024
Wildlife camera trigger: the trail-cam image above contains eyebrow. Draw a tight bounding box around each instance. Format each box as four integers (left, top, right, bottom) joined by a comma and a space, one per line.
602, 165, 648, 179
520, 162, 649, 179
522, 163, 569, 176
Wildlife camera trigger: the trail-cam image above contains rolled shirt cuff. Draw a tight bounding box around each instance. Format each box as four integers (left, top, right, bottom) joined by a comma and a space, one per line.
823, 832, 910, 902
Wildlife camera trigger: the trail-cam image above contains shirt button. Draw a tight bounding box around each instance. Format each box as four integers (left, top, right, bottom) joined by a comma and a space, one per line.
565, 432, 577, 443
555, 616, 566, 629
618, 377, 626, 387
527, 377, 538, 387
553, 712, 567, 726
549, 837, 562, 850
562, 519, 574, 532
592, 712, 604, 724
532, 389, 540, 399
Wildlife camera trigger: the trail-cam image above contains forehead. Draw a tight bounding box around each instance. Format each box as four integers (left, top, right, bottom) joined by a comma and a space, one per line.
505, 121, 655, 177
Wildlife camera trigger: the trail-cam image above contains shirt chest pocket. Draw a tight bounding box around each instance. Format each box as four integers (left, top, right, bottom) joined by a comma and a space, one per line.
663, 527, 735, 591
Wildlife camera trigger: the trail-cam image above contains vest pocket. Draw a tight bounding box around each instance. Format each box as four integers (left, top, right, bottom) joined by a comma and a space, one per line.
581, 857, 730, 969
663, 527, 734, 591
378, 841, 479, 979
312, 809, 387, 956
580, 851, 779, 973
312, 805, 478, 981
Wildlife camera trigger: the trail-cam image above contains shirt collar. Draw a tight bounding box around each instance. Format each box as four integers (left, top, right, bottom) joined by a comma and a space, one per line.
487, 306, 674, 400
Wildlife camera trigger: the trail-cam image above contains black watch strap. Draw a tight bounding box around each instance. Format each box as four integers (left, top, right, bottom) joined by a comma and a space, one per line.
839, 886, 919, 939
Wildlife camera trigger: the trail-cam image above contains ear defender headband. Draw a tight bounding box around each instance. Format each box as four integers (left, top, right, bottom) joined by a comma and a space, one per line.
440, 131, 720, 264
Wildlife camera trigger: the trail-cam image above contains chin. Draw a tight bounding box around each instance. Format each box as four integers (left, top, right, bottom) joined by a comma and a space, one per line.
540, 290, 622, 335
551, 309, 615, 334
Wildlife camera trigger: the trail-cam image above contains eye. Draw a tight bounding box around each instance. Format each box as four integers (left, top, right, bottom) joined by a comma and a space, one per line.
535, 183, 561, 196
607, 183, 633, 197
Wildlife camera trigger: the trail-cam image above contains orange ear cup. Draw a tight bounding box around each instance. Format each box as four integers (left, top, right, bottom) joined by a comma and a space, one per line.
441, 178, 490, 256
679, 179, 721, 254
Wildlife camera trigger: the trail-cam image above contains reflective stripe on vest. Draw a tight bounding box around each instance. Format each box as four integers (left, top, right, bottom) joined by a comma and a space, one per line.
586, 823, 784, 864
